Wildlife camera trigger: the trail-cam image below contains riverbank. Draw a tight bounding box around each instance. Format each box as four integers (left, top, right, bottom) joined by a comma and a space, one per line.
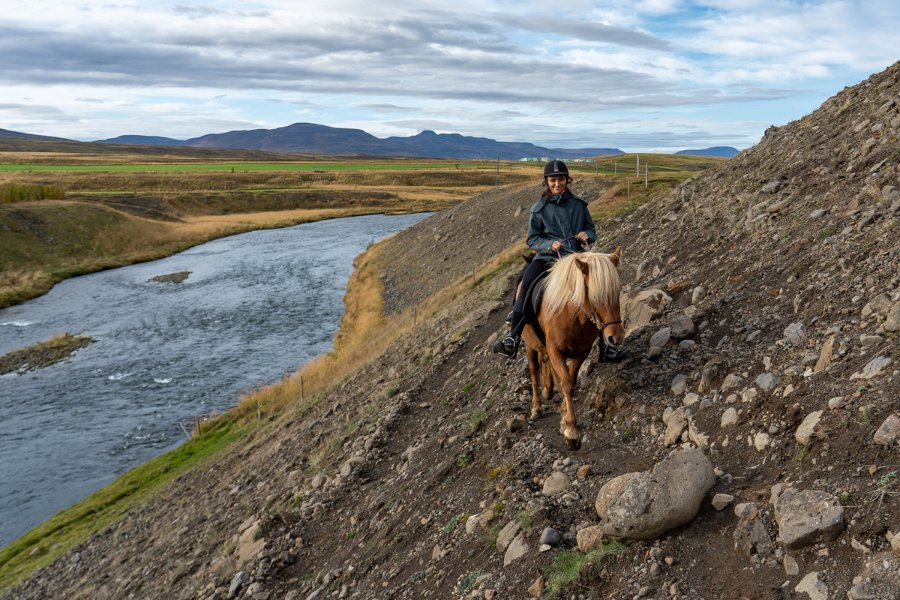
0, 333, 92, 375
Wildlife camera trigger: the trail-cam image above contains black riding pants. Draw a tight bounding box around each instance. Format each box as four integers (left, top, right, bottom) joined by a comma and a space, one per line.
511, 258, 552, 336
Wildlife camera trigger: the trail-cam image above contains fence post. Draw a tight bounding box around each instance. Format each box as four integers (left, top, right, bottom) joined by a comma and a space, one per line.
645, 164, 648, 189
301, 376, 304, 403
257, 400, 261, 423
636, 154, 640, 176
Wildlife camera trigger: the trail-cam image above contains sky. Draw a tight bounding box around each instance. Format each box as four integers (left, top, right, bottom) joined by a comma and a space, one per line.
1, 1, 897, 152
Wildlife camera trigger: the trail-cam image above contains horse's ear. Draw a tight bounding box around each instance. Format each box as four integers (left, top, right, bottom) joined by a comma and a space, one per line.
574, 258, 590, 275
609, 245, 622, 267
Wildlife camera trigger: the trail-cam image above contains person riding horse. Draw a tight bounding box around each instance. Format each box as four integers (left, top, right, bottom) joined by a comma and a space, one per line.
492, 159, 628, 363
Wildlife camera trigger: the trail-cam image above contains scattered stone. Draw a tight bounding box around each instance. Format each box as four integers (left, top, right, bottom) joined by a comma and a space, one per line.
507, 415, 525, 433
528, 576, 543, 597
229, 571, 250, 597
594, 448, 715, 540
721, 407, 738, 428
733, 502, 775, 558
794, 411, 823, 446
851, 538, 872, 554
774, 489, 844, 549
576, 525, 606, 552
542, 471, 571, 496
671, 374, 688, 395
827, 396, 846, 409
754, 432, 770, 451
540, 527, 561, 547
650, 327, 672, 349
721, 374, 743, 392
683, 393, 699, 407
496, 520, 522, 552
814, 337, 834, 373
671, 315, 696, 339
795, 572, 828, 600
687, 417, 709, 448
691, 286, 706, 305
663, 408, 687, 447
873, 413, 899, 446
503, 533, 529, 566
784, 554, 799, 576
755, 373, 778, 392
884, 302, 900, 332
577, 464, 592, 480
850, 356, 892, 380
711, 494, 734, 511
783, 322, 808, 347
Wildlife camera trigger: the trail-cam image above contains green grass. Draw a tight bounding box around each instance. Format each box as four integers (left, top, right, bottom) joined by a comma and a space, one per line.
0, 422, 247, 593
544, 542, 626, 597
0, 183, 65, 203
0, 161, 500, 173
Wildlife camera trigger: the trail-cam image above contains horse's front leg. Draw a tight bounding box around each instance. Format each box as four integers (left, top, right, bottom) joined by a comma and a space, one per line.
547, 347, 580, 451
540, 352, 554, 402
526, 346, 543, 420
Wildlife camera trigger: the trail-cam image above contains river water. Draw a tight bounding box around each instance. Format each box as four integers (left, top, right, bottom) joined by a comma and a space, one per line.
0, 212, 428, 547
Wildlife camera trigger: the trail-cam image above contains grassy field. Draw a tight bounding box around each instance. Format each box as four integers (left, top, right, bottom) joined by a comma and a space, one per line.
0, 161, 503, 173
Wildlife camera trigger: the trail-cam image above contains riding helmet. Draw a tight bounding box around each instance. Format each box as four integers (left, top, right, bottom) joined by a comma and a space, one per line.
543, 159, 569, 178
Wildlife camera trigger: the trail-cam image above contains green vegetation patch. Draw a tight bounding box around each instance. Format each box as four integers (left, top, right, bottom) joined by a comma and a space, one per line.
0, 333, 92, 375
149, 271, 191, 284
0, 423, 247, 593
545, 542, 626, 597
0, 162, 497, 174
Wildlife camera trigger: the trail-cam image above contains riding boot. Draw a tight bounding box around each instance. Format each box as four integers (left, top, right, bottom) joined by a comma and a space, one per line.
493, 311, 523, 357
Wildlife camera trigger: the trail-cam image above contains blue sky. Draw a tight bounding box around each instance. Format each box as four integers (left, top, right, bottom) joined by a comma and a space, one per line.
1, 0, 897, 152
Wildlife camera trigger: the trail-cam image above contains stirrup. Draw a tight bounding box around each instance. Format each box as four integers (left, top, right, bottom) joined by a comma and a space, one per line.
492, 335, 519, 357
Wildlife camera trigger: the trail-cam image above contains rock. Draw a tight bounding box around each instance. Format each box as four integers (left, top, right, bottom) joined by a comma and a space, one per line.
732, 502, 775, 558
795, 572, 828, 600
663, 408, 687, 447
795, 411, 823, 446
622, 289, 672, 333
721, 374, 743, 392
542, 471, 571, 496
691, 286, 706, 305
852, 551, 900, 598
784, 554, 799, 576
698, 359, 723, 393
755, 373, 778, 392
721, 407, 738, 428
310, 474, 327, 489
647, 346, 664, 359
893, 532, 900, 557
774, 489, 844, 549
683, 393, 699, 407
594, 448, 715, 540
873, 413, 899, 446
884, 302, 900, 332
814, 337, 834, 373
229, 571, 250, 597
670, 374, 688, 395
711, 494, 734, 511
687, 417, 709, 448
528, 576, 543, 597
496, 520, 522, 552
850, 356, 891, 380
576, 525, 606, 552
783, 322, 808, 347
671, 315, 695, 339
577, 464, 592, 480
650, 327, 672, 349
503, 533, 529, 566
540, 527, 561, 547
753, 432, 770, 451
238, 521, 266, 564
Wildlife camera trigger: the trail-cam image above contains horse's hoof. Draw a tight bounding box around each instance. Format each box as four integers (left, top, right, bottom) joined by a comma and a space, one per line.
530, 408, 542, 420
566, 437, 582, 451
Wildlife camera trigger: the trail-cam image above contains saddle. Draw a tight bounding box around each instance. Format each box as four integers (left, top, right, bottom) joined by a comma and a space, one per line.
520, 270, 550, 346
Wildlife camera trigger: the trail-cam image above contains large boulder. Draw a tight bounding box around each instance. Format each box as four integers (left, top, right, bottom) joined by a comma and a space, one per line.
594, 448, 715, 540
622, 288, 672, 333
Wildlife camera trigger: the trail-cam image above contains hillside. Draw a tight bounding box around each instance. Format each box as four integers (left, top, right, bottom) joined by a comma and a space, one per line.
3, 62, 898, 600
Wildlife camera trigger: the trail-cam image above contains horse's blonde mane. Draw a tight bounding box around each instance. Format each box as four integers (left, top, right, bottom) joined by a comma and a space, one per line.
543, 252, 621, 318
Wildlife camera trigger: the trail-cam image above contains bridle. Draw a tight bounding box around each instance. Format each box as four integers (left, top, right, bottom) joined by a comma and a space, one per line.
582, 306, 622, 332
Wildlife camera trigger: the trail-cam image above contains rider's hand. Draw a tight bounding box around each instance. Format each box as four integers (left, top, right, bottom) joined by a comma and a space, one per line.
575, 232, 590, 243
550, 241, 562, 252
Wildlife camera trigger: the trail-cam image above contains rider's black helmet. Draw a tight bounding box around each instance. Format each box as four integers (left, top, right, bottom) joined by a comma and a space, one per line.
543, 159, 569, 178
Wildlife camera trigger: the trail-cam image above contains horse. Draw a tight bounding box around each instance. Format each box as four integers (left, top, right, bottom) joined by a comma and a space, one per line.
520, 246, 624, 451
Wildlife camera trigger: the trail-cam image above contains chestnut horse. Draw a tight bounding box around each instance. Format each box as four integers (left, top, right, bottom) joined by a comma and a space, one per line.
521, 247, 624, 451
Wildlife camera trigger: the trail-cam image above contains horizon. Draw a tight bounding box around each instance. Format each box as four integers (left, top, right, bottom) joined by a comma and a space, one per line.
2, 1, 898, 153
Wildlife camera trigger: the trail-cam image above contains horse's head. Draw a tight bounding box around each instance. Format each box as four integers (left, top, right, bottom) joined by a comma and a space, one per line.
573, 246, 624, 348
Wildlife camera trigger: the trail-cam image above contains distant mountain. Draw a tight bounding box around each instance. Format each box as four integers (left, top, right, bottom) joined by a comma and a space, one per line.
675, 146, 739, 158
0, 128, 72, 142
94, 135, 190, 146
186, 123, 623, 159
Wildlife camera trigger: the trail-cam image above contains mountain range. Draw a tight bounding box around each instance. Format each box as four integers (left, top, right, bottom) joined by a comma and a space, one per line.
0, 122, 738, 160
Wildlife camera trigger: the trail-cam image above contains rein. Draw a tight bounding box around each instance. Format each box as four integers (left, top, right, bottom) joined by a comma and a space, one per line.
582, 306, 622, 331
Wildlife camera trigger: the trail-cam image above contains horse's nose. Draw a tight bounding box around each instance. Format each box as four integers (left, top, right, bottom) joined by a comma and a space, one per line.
606, 329, 624, 347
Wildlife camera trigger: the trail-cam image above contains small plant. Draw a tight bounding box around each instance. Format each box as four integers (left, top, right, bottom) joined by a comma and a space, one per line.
794, 447, 810, 462
876, 470, 897, 488
346, 530, 357, 540
441, 515, 460, 534
487, 464, 509, 480
463, 382, 476, 394
545, 542, 626, 596
469, 409, 486, 432
457, 453, 473, 468
456, 570, 484, 596
385, 387, 400, 399
518, 506, 538, 530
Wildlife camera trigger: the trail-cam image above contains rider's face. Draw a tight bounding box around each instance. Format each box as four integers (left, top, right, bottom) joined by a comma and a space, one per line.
547, 175, 567, 194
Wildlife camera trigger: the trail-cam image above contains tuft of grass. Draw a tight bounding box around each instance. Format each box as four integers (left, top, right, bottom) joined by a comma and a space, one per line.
544, 542, 626, 597
0, 182, 64, 203
456, 570, 484, 596
469, 409, 486, 432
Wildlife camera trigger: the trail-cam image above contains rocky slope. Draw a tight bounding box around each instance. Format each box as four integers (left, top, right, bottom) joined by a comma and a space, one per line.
4, 63, 898, 600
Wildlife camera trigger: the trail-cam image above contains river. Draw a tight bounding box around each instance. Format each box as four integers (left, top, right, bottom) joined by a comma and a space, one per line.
0, 212, 428, 547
